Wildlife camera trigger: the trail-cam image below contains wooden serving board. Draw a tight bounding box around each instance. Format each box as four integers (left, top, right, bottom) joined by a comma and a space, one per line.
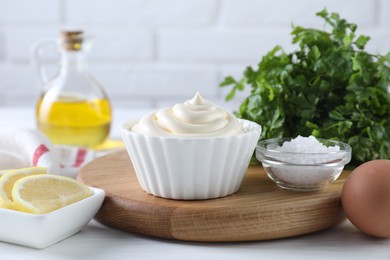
77, 150, 347, 242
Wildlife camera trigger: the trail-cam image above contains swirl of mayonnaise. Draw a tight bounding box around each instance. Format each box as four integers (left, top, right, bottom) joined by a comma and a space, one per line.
132, 92, 241, 137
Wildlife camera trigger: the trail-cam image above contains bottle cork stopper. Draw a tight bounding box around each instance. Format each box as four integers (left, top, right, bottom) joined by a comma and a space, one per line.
61, 31, 83, 51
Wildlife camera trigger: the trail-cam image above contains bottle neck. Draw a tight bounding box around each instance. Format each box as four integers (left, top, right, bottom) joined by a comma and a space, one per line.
60, 50, 88, 74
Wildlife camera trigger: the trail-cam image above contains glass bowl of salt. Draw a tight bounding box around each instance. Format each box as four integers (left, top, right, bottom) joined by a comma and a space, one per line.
256, 135, 352, 192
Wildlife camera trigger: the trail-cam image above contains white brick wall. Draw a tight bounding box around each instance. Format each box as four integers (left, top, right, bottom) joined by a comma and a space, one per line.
220, 0, 377, 27
0, 0, 389, 110
65, 0, 217, 26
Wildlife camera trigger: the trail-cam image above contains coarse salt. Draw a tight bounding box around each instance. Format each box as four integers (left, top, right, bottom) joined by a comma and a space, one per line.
269, 135, 341, 164
266, 135, 345, 190
273, 135, 340, 153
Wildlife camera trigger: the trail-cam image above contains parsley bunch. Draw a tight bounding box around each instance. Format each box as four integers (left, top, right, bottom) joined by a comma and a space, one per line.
220, 9, 390, 167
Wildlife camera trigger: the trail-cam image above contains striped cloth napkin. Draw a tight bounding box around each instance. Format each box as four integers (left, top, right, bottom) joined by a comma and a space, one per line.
0, 128, 95, 178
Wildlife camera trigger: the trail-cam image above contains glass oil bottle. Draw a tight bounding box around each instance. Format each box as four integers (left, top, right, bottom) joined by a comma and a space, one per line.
32, 31, 112, 148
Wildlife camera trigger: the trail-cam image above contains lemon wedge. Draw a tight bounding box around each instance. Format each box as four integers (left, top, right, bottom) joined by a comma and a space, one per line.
0, 167, 47, 208
12, 175, 91, 214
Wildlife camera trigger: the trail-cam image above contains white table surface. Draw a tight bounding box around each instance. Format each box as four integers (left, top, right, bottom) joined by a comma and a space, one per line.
0, 107, 389, 260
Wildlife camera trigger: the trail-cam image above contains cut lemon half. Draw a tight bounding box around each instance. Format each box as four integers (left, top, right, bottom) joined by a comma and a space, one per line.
0, 167, 47, 208
12, 175, 91, 214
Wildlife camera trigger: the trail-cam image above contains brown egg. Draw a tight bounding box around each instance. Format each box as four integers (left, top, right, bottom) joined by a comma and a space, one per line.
342, 160, 390, 237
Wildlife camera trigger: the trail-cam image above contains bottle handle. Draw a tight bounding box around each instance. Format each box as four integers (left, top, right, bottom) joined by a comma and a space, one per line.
30, 39, 59, 90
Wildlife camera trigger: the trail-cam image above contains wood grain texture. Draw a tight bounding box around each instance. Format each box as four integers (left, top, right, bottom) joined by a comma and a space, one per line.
77, 150, 347, 242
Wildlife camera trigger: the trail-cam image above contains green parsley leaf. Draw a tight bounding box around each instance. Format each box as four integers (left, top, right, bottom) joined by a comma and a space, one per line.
220, 8, 390, 167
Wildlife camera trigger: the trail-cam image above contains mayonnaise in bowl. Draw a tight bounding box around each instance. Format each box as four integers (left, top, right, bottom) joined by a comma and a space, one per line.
131, 92, 241, 138
121, 92, 261, 200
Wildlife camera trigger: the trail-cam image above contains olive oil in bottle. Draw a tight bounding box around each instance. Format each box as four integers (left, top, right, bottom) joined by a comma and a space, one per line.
36, 95, 111, 147
32, 31, 112, 147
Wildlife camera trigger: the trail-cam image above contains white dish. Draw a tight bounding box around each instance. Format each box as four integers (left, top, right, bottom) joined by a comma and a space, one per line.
121, 119, 261, 200
0, 187, 105, 249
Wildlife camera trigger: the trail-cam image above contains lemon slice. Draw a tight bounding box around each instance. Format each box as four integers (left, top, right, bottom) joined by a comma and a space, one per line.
0, 197, 14, 209
12, 175, 91, 214
0, 170, 8, 176
0, 167, 47, 208
0, 198, 6, 209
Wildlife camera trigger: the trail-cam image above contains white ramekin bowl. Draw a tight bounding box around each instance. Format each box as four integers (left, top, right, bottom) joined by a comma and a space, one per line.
121, 119, 261, 200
